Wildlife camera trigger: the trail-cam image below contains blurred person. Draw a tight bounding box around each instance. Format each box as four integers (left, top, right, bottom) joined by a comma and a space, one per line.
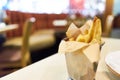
0, 9, 8, 46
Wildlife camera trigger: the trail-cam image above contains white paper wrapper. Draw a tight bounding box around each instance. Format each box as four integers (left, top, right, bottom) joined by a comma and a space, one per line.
58, 40, 100, 80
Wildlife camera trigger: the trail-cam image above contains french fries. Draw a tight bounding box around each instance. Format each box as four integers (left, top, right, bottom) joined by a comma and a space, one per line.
91, 17, 102, 44
66, 17, 102, 44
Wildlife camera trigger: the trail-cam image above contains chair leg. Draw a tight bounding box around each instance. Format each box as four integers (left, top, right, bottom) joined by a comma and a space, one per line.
21, 51, 31, 67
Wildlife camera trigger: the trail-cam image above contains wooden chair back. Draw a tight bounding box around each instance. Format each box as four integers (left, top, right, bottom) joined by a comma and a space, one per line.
103, 15, 114, 37
21, 17, 36, 67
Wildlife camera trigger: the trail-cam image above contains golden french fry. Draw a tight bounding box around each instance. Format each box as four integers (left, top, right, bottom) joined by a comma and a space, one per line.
66, 17, 102, 44
90, 18, 102, 44
76, 34, 90, 43
76, 34, 85, 42
96, 19, 102, 43
76, 17, 98, 43
69, 37, 75, 41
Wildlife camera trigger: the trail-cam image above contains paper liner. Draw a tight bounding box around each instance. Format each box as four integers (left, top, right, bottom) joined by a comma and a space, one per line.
58, 40, 101, 80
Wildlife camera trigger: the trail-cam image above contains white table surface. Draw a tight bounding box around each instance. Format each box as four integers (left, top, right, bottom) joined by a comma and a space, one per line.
0, 54, 68, 80
0, 24, 18, 33
95, 38, 120, 80
1, 38, 120, 80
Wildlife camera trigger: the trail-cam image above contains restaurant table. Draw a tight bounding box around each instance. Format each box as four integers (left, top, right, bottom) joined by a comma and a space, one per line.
0, 38, 120, 80
95, 38, 120, 80
0, 24, 18, 33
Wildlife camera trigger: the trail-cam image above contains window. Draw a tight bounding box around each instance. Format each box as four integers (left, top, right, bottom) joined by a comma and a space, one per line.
1, 0, 105, 17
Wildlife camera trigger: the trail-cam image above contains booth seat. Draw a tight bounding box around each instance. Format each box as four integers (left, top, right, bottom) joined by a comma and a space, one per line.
4, 29, 55, 51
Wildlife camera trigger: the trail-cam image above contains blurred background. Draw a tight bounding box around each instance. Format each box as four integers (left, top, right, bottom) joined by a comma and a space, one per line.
0, 0, 105, 15
0, 0, 119, 37
0, 0, 120, 77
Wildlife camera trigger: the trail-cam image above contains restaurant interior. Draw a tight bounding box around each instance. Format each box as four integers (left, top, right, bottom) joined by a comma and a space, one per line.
0, 0, 120, 78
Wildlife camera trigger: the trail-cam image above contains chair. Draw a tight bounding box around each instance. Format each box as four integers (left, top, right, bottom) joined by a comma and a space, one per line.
0, 17, 35, 77
102, 15, 114, 37
4, 13, 56, 51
